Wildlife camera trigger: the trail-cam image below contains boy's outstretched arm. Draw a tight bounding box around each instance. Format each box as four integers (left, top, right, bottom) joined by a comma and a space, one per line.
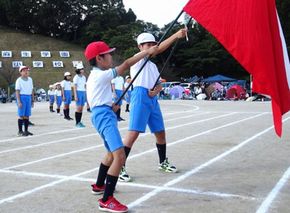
115, 45, 158, 76
156, 29, 187, 55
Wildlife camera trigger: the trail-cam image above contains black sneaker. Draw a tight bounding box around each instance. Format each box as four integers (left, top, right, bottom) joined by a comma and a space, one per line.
23, 131, 33, 136
17, 131, 24, 137
117, 117, 125, 122
28, 121, 35, 126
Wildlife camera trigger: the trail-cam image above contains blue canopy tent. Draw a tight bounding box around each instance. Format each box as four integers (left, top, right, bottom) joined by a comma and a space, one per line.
202, 74, 236, 83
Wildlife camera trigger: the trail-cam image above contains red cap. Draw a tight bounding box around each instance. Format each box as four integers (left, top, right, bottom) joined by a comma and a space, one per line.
84, 41, 116, 61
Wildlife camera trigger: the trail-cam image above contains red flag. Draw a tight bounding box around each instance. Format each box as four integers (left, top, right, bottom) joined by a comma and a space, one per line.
183, 0, 290, 136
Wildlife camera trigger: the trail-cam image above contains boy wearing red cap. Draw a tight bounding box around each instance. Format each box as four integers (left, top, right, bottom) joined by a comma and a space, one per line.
119, 29, 187, 182
85, 41, 157, 213
15, 66, 34, 136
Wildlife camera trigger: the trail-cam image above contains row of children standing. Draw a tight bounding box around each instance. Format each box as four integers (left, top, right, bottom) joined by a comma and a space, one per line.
47, 64, 89, 128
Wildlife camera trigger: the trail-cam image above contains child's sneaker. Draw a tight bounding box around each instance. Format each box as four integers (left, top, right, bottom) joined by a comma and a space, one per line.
91, 184, 105, 195
118, 166, 131, 182
76, 122, 86, 128
158, 158, 178, 173
98, 196, 128, 213
23, 131, 33, 136
17, 131, 24, 137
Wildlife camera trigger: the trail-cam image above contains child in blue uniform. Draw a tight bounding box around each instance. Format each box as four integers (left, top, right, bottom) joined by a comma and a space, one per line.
54, 82, 63, 115
119, 29, 187, 182
48, 85, 55, 112
124, 75, 132, 112
85, 41, 157, 213
15, 66, 34, 136
73, 64, 87, 127
61, 72, 73, 120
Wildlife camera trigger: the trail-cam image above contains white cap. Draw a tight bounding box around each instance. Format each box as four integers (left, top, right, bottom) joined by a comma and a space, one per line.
137, 33, 157, 45
64, 72, 71, 77
19, 65, 30, 72
76, 64, 84, 69
53, 82, 61, 86
125, 75, 131, 80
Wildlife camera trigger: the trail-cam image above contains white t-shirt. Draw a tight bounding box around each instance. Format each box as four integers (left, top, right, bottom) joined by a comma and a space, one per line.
61, 80, 72, 90
15, 77, 33, 95
124, 82, 132, 91
55, 90, 62, 96
111, 76, 124, 90
73, 75, 86, 91
86, 67, 117, 108
48, 89, 54, 96
130, 58, 159, 89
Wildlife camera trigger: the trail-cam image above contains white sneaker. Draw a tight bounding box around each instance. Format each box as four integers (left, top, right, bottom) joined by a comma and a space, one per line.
158, 158, 178, 173
119, 166, 132, 182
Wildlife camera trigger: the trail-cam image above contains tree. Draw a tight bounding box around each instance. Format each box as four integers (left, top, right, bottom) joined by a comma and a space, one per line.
0, 62, 18, 89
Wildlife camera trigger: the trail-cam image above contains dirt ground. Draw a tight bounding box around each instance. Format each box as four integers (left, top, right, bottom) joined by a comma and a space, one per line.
0, 100, 289, 213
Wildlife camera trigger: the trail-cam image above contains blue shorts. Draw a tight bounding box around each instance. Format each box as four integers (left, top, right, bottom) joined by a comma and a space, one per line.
113, 89, 123, 106
91, 105, 123, 152
76, 91, 86, 106
49, 95, 55, 104
129, 87, 165, 133
56, 96, 62, 107
64, 90, 71, 105
125, 90, 131, 103
17, 95, 32, 117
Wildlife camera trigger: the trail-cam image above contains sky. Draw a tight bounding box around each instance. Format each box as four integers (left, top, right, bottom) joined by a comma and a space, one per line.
123, 0, 189, 27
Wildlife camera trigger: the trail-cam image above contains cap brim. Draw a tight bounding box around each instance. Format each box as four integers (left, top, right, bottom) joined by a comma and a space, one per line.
19, 67, 30, 72
99, 48, 116, 55
138, 41, 157, 45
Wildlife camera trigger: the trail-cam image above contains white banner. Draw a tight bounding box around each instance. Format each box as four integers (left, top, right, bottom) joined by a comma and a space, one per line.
21, 51, 32, 57
41, 51, 51, 57
59, 51, 70, 58
2, 51, 12, 58
12, 61, 23, 68
72, 61, 83, 68
52, 61, 64, 68
33, 61, 44, 68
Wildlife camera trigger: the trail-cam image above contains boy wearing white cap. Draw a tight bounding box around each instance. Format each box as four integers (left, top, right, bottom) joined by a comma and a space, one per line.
119, 29, 187, 182
61, 72, 73, 120
85, 40, 157, 213
73, 64, 87, 127
15, 66, 34, 136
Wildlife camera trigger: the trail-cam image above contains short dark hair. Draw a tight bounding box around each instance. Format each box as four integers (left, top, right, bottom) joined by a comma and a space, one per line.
89, 55, 105, 67
89, 58, 97, 66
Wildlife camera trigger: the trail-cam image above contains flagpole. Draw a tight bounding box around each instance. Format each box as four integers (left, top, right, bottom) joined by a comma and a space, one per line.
151, 17, 192, 90
115, 10, 185, 105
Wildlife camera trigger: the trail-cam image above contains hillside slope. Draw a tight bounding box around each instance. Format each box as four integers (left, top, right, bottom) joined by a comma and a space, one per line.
0, 26, 88, 89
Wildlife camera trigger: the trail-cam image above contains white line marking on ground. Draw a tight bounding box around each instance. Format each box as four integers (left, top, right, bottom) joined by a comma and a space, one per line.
0, 108, 200, 144
0, 110, 207, 153
0, 169, 255, 201
256, 166, 290, 213
0, 128, 85, 144
3, 145, 102, 170
0, 113, 266, 204
127, 116, 290, 209
0, 111, 210, 154
1, 112, 235, 169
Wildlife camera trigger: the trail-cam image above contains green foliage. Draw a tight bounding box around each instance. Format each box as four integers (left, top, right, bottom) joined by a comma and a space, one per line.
0, 0, 289, 82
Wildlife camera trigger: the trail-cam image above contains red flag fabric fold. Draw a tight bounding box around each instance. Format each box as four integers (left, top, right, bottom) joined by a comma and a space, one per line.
183, 0, 290, 136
